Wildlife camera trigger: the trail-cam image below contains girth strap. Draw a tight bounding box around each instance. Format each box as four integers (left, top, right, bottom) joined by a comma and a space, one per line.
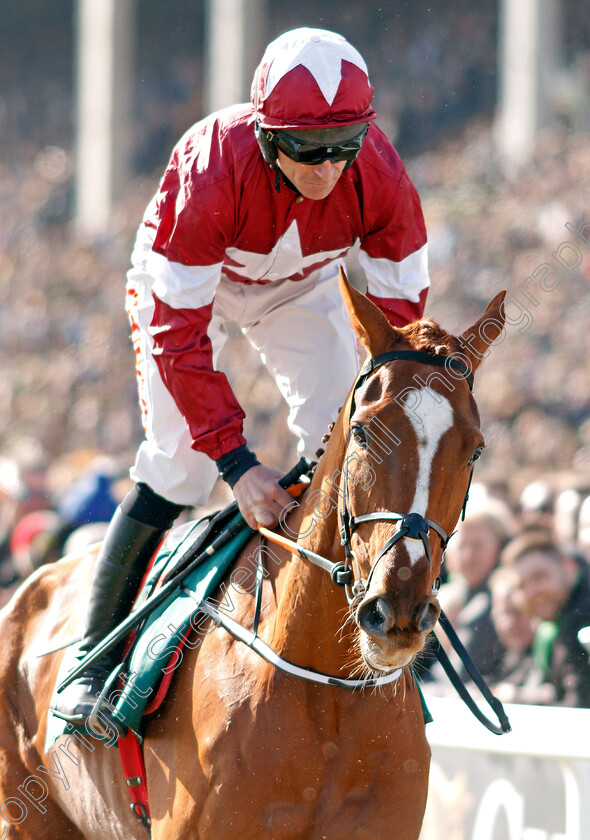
118, 730, 151, 838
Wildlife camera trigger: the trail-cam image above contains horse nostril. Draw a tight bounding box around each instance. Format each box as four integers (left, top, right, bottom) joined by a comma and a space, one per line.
415, 602, 440, 633
356, 597, 395, 638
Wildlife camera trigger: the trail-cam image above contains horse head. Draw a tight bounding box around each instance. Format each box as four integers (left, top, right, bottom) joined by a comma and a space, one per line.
302, 270, 506, 675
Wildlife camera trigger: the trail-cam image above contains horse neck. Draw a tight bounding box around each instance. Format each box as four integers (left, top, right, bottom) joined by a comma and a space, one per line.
270, 412, 353, 673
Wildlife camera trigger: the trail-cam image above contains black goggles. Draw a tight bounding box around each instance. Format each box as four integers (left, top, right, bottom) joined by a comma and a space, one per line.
270, 124, 369, 165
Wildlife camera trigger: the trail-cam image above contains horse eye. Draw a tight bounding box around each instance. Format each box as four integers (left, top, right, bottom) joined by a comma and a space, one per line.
468, 445, 484, 466
351, 425, 368, 449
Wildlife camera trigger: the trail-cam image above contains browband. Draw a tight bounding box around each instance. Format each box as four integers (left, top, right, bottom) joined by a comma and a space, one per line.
355, 349, 474, 395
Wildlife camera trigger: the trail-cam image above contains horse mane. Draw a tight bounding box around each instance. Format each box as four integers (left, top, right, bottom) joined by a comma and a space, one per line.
395, 317, 460, 355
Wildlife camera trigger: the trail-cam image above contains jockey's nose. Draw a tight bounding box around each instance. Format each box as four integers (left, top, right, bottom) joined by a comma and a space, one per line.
312, 159, 337, 180
356, 595, 395, 638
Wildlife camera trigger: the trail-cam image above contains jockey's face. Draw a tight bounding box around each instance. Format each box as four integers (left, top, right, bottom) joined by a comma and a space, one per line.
276, 150, 347, 200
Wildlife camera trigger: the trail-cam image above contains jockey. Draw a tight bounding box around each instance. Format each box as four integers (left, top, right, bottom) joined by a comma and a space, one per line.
53, 27, 430, 728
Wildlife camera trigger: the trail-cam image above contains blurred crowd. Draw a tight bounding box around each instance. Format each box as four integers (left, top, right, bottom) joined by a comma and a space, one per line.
0, 446, 125, 608
1, 2, 589, 707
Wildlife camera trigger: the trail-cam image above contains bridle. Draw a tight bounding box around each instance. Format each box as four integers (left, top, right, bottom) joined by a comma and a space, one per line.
336, 349, 475, 604
324, 348, 509, 733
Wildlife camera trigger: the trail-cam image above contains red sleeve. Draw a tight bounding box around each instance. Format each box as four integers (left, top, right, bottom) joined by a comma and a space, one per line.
142, 117, 253, 460
366, 287, 428, 328
356, 134, 430, 327
151, 296, 247, 460
361, 167, 427, 264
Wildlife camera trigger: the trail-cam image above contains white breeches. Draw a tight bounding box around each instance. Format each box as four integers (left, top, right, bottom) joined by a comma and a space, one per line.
125, 251, 360, 506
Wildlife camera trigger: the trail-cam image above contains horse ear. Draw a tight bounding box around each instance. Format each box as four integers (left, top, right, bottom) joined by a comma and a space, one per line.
338, 267, 399, 356
459, 290, 507, 373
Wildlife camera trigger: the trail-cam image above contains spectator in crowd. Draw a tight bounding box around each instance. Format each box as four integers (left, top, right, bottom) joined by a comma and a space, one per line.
8, 509, 64, 585
579, 625, 590, 662
500, 529, 590, 708
486, 566, 556, 705
552, 487, 584, 550
57, 461, 119, 530
517, 479, 555, 532
434, 498, 517, 680
0, 447, 52, 601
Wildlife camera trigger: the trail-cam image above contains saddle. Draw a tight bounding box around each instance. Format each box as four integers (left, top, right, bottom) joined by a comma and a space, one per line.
39, 502, 257, 838
47, 459, 316, 752
111, 505, 253, 735
46, 502, 254, 751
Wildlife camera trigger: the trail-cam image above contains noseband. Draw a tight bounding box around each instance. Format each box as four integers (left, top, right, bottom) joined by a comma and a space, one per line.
338, 349, 474, 604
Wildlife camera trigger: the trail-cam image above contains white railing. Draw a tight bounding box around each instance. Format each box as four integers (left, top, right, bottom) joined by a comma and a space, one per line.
420, 695, 590, 840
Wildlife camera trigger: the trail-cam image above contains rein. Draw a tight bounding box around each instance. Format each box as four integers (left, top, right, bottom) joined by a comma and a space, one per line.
198, 598, 402, 690
258, 525, 352, 586
434, 610, 512, 735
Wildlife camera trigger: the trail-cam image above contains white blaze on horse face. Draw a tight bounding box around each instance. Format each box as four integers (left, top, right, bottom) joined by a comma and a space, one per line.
403, 387, 453, 565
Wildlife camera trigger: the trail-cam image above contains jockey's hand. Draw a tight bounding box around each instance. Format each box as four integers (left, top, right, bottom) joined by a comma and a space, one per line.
233, 464, 294, 530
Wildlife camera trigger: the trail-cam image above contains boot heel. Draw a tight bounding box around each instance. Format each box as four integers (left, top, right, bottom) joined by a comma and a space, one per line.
87, 700, 126, 743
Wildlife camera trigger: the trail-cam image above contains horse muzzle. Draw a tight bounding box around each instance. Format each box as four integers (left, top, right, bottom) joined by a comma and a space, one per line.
355, 594, 440, 671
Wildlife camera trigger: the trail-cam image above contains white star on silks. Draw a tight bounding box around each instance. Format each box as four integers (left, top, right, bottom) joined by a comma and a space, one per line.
225, 220, 351, 282
266, 36, 368, 105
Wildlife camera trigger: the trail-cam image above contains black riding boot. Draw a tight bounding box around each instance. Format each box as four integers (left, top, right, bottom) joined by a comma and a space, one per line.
52, 508, 167, 732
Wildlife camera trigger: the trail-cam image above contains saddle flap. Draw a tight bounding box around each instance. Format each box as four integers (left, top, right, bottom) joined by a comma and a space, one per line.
110, 514, 253, 735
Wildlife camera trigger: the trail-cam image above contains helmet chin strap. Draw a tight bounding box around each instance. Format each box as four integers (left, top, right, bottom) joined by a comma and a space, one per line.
254, 121, 278, 166
271, 158, 299, 195
253, 122, 286, 194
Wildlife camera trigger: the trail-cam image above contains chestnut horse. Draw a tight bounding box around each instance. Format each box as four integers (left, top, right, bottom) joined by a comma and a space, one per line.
0, 275, 505, 840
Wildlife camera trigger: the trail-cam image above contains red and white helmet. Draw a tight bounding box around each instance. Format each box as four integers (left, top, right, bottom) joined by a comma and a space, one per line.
251, 27, 375, 130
